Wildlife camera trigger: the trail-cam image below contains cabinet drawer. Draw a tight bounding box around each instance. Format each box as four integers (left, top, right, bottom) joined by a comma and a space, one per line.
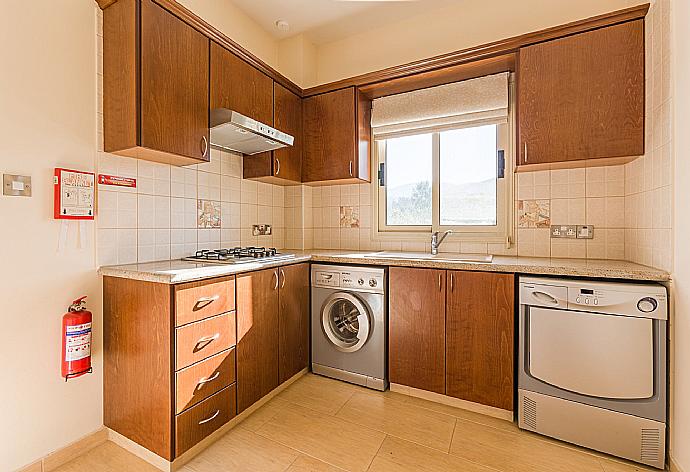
176, 348, 236, 414
175, 384, 236, 456
176, 312, 236, 370
175, 277, 235, 326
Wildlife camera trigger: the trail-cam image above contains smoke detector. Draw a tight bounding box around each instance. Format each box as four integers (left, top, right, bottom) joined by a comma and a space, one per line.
275, 20, 290, 32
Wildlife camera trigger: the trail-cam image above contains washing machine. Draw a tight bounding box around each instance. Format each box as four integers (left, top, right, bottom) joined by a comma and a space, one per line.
311, 264, 387, 390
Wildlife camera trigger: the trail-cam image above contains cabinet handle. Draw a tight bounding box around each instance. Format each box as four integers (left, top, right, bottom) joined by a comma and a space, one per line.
524, 143, 528, 163
194, 333, 220, 351
198, 409, 220, 425
280, 268, 286, 288
196, 371, 220, 390
273, 270, 279, 290
349, 161, 354, 177
275, 157, 281, 175
201, 135, 209, 157
194, 295, 219, 310
438, 273, 442, 291
450, 273, 454, 292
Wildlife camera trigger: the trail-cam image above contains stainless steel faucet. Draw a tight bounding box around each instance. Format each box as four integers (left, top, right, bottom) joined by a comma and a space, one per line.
430, 230, 453, 255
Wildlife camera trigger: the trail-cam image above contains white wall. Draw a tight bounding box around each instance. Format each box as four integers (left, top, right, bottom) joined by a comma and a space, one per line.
0, 2, 101, 471
672, 0, 689, 467
313, 0, 644, 85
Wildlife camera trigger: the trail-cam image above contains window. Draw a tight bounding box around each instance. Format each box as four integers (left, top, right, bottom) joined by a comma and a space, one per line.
376, 121, 512, 241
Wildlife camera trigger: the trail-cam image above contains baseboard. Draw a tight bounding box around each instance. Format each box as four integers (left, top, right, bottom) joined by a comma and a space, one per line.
671, 457, 686, 472
109, 368, 309, 472
16, 427, 108, 472
390, 382, 514, 422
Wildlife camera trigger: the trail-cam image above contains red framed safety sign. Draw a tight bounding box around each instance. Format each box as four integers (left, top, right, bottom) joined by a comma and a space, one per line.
54, 168, 95, 220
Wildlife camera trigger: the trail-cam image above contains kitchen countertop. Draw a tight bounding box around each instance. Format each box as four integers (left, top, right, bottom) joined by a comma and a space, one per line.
98, 250, 670, 284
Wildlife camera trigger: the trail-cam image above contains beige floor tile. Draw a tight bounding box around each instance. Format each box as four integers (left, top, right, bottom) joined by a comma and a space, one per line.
255, 402, 385, 472
52, 442, 158, 472
404, 395, 518, 433
286, 455, 347, 471
335, 392, 456, 452
598, 458, 658, 471
277, 374, 358, 415
449, 419, 604, 472
239, 397, 291, 432
185, 427, 299, 472
368, 436, 498, 472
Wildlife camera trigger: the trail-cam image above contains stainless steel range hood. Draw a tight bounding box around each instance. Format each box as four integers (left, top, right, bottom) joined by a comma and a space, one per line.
209, 109, 294, 155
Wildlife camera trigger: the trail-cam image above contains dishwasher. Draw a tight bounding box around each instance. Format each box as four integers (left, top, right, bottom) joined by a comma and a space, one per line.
518, 276, 668, 469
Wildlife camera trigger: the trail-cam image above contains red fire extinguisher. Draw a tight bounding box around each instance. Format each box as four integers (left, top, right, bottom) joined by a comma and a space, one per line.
61, 296, 93, 381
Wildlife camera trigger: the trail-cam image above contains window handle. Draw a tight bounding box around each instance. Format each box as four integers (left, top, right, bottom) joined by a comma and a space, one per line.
378, 163, 385, 186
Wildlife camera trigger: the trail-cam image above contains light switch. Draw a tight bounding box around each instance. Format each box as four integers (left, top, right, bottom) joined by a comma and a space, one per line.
3, 174, 32, 197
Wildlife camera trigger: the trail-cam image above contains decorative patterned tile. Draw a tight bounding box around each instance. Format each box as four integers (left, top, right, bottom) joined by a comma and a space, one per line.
340, 206, 360, 228
517, 200, 550, 228
197, 200, 221, 228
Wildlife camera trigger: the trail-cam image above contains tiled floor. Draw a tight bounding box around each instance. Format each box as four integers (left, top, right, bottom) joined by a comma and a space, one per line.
54, 374, 656, 472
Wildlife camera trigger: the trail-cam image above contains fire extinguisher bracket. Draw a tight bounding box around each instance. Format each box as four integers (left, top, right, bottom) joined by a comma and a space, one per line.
65, 367, 93, 382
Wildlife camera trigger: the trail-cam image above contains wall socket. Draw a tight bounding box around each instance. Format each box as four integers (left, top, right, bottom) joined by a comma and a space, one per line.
252, 224, 272, 236
550, 225, 594, 239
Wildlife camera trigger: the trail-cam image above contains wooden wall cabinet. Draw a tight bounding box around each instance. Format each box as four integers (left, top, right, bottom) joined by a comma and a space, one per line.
103, 0, 210, 166
244, 83, 304, 185
236, 263, 310, 413
389, 267, 515, 411
302, 87, 372, 184
517, 19, 644, 169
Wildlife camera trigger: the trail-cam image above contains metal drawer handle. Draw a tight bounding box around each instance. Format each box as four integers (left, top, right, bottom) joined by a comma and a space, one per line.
198, 409, 220, 425
349, 161, 354, 177
275, 158, 281, 175
438, 273, 442, 291
280, 269, 286, 288
450, 273, 454, 292
201, 135, 209, 157
273, 270, 279, 290
196, 371, 220, 390
194, 295, 219, 310
194, 333, 220, 352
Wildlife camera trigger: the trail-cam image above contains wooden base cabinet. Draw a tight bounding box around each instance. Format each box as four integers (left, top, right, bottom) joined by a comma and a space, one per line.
103, 275, 237, 461
446, 271, 514, 410
388, 267, 515, 411
236, 263, 310, 413
389, 268, 446, 394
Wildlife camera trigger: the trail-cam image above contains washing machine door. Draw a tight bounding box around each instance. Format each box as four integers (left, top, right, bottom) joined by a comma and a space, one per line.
321, 292, 371, 353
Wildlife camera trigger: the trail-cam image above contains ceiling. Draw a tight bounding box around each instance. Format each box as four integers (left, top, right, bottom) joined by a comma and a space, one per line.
229, 0, 455, 45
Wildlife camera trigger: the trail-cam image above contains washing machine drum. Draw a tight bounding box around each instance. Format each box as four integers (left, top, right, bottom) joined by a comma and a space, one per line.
321, 292, 371, 353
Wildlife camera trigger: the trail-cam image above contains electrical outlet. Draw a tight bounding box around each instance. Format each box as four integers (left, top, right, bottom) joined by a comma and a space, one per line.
550, 225, 577, 239
252, 224, 272, 236
576, 225, 594, 239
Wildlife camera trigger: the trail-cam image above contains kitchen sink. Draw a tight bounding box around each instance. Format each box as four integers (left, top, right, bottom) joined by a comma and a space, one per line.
362, 252, 493, 263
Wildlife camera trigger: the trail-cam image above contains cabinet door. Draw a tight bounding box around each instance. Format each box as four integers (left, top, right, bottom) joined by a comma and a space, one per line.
389, 267, 446, 394
140, 0, 209, 161
278, 263, 310, 383
518, 20, 644, 165
273, 83, 303, 182
211, 42, 273, 125
446, 271, 514, 410
236, 269, 280, 413
302, 88, 356, 182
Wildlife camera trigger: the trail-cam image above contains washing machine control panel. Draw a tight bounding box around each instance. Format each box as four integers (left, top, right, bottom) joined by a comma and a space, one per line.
312, 265, 385, 294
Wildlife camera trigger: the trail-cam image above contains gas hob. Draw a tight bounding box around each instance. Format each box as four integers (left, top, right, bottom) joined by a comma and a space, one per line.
182, 247, 295, 265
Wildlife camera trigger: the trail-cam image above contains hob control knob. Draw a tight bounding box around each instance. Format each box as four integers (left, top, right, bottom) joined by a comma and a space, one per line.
637, 297, 658, 313
369, 278, 377, 287
358, 278, 364, 286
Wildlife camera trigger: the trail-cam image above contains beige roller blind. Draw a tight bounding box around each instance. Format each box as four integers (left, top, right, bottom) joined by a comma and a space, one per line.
371, 72, 509, 137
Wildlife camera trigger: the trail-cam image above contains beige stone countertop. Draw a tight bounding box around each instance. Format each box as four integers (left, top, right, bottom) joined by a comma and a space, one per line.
99, 250, 670, 284
98, 253, 313, 284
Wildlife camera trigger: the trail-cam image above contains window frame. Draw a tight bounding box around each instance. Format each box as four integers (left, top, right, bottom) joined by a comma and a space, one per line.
372, 116, 514, 245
